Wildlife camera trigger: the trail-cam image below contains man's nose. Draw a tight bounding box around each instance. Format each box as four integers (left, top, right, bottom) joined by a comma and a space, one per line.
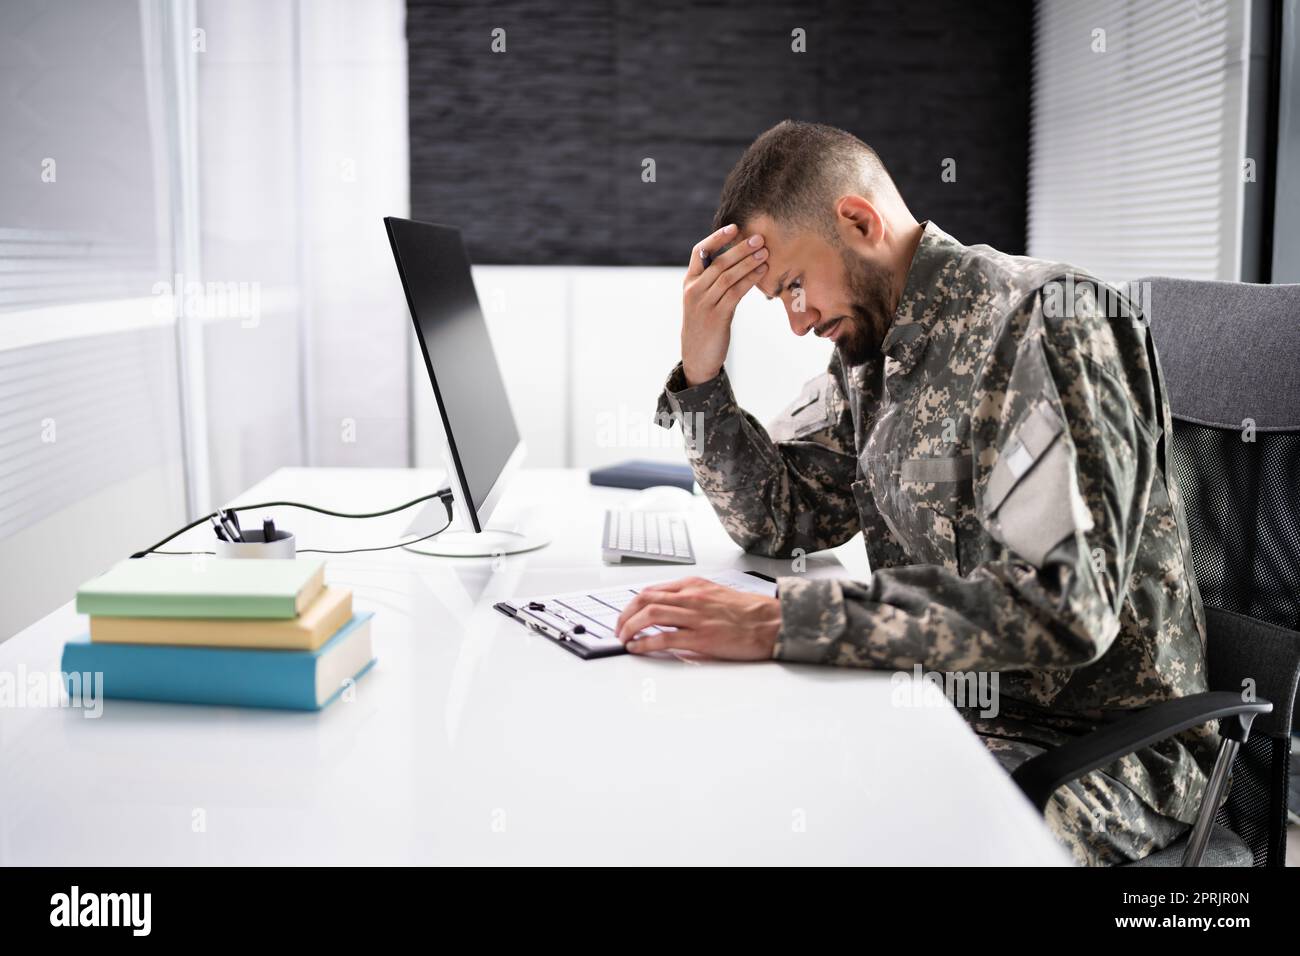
786, 300, 819, 336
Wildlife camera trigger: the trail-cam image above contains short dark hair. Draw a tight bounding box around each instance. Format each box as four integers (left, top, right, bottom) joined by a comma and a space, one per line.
712, 120, 897, 236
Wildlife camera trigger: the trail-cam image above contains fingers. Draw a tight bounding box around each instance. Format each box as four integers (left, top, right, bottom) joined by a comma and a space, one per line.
707, 249, 769, 309
625, 629, 696, 655
617, 603, 696, 642
726, 264, 769, 308
616, 577, 709, 632
703, 231, 765, 277
688, 223, 740, 277
638, 576, 710, 595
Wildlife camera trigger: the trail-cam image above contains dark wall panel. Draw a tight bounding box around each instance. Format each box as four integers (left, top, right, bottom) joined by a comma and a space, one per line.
407, 0, 1032, 265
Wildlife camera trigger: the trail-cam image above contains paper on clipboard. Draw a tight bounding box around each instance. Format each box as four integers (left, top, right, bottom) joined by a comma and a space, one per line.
496, 569, 777, 658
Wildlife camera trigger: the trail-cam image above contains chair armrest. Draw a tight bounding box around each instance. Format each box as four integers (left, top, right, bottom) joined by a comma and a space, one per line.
1010, 691, 1273, 813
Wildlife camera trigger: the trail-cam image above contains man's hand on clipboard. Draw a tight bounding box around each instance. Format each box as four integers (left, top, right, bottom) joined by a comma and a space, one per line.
615, 576, 782, 660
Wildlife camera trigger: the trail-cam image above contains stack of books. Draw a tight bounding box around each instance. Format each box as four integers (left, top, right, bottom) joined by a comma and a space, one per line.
63, 558, 375, 711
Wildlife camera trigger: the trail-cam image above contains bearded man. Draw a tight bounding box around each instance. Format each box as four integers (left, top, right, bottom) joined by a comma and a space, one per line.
615, 120, 1215, 866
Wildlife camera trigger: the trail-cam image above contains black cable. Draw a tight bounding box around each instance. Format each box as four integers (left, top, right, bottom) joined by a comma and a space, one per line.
150, 516, 454, 557
296, 518, 451, 554
132, 488, 454, 559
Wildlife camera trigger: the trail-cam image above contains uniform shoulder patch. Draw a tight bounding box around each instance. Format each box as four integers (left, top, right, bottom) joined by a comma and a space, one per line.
769, 372, 839, 442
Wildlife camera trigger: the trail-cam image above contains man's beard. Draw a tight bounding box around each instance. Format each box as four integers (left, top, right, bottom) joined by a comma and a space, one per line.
823, 248, 895, 367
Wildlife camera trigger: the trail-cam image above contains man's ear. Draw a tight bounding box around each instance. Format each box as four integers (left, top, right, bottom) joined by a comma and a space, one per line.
834, 194, 883, 249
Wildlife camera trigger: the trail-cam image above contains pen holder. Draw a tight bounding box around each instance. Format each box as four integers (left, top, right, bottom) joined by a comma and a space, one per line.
214, 528, 296, 559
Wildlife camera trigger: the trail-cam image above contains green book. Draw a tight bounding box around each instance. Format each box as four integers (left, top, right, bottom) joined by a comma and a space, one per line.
76, 559, 326, 620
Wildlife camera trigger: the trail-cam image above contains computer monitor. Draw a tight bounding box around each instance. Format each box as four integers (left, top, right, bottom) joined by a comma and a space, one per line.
384, 216, 549, 556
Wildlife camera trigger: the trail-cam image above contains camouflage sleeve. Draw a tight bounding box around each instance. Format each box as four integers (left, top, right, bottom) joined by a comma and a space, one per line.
776, 286, 1159, 672
655, 360, 859, 557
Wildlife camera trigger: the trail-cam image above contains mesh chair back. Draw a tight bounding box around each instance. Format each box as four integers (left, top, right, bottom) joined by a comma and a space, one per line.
1143, 277, 1300, 865
1143, 278, 1300, 629
1170, 429, 1300, 627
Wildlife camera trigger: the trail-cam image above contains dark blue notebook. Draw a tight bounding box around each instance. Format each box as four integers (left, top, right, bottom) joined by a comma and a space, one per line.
589, 459, 694, 492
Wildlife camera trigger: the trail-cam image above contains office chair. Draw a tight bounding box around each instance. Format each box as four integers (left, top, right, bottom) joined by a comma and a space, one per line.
1012, 278, 1300, 866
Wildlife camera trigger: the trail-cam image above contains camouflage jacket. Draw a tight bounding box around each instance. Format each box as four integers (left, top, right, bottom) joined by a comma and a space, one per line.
656, 222, 1215, 825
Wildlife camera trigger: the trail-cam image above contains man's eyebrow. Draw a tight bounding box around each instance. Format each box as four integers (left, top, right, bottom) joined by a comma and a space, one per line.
763, 271, 791, 301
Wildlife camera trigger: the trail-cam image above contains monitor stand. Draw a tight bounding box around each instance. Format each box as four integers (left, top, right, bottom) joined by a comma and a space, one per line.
401, 501, 550, 557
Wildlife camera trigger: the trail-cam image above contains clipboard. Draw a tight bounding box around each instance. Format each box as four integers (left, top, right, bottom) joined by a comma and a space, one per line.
492, 601, 624, 660
494, 570, 778, 661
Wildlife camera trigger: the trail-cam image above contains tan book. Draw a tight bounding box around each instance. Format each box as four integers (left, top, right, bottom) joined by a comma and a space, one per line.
89, 587, 353, 651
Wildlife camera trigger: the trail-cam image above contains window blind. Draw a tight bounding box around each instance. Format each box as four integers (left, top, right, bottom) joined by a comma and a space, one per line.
1028, 0, 1253, 281
0, 0, 190, 639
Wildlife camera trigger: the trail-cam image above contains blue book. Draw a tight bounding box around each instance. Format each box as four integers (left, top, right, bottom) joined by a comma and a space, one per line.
61, 613, 376, 712
589, 459, 694, 492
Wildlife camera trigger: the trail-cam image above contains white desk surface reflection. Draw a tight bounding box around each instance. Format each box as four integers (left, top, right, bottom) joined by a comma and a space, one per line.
0, 468, 1068, 865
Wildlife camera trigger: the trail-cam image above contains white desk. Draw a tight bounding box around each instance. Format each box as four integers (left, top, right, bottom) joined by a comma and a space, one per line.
0, 468, 1069, 865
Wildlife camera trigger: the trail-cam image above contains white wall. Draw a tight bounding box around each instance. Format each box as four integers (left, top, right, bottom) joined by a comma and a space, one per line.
298, 0, 410, 471
198, 0, 411, 505
196, 0, 305, 507
412, 266, 834, 473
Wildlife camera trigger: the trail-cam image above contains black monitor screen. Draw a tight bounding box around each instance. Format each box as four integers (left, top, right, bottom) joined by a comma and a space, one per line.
385, 217, 520, 527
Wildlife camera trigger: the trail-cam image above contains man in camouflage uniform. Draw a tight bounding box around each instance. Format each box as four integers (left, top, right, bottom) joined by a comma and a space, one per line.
614, 121, 1215, 866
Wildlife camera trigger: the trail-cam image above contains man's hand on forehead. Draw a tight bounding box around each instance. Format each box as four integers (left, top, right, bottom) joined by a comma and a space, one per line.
700, 237, 741, 269
680, 223, 769, 386
694, 224, 758, 270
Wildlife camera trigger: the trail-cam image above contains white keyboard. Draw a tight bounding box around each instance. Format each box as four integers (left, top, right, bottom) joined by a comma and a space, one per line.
602, 509, 695, 564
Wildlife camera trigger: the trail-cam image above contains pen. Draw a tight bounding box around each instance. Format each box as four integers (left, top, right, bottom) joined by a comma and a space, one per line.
526, 601, 586, 635
223, 508, 242, 540
219, 514, 242, 542
263, 516, 276, 542
515, 607, 574, 643
700, 239, 736, 271
209, 515, 229, 542
511, 602, 588, 642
